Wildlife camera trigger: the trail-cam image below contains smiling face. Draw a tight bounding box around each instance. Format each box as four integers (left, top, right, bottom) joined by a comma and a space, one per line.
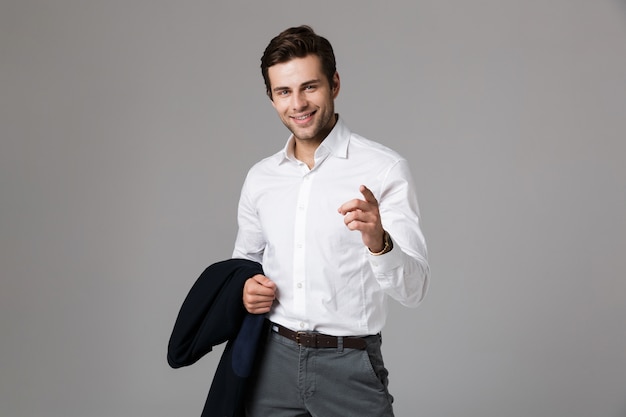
268, 54, 340, 146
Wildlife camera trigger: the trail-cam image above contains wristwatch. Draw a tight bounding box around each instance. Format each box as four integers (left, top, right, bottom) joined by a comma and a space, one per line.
369, 230, 393, 256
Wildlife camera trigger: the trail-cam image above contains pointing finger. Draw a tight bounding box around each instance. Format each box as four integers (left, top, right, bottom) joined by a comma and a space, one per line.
359, 185, 378, 205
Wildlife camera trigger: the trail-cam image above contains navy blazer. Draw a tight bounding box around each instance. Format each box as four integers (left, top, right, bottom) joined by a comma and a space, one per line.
167, 258, 266, 417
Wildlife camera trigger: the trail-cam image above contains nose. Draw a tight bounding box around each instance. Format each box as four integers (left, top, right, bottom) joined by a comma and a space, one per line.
291, 91, 307, 111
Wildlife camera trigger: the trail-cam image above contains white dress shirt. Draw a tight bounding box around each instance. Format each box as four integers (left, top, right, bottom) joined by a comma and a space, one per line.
233, 117, 429, 336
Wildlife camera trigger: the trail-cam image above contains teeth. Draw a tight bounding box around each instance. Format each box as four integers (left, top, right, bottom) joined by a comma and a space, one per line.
295, 113, 311, 120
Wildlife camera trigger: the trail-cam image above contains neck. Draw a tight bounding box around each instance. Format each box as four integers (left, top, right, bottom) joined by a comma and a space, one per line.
294, 139, 318, 169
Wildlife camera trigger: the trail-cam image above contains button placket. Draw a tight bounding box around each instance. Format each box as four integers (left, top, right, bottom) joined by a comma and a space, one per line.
292, 172, 314, 317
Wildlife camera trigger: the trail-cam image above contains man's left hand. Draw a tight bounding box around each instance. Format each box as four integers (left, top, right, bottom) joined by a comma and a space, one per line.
338, 185, 385, 252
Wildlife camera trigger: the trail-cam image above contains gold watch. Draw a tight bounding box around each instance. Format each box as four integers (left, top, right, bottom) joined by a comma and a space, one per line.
369, 230, 393, 256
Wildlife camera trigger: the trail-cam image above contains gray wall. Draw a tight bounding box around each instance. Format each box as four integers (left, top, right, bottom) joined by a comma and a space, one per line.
1, 1, 625, 416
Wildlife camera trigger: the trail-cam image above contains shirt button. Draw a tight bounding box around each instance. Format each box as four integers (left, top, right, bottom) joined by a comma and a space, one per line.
297, 282, 303, 289
299, 322, 305, 329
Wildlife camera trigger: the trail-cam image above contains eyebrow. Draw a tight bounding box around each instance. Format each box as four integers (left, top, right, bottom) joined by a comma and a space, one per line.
272, 79, 321, 93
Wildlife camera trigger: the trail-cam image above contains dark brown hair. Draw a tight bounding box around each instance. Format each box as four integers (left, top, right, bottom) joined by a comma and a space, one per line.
261, 25, 337, 99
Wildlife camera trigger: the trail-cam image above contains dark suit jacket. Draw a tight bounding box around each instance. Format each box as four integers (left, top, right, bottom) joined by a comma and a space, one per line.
167, 258, 265, 417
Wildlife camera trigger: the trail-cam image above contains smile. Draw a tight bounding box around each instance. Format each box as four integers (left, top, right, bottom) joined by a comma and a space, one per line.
291, 111, 316, 122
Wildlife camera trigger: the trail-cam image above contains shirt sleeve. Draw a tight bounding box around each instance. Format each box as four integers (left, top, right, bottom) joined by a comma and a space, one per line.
368, 158, 430, 308
232, 170, 266, 263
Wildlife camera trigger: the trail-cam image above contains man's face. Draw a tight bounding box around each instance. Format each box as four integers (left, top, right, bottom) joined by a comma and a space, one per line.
268, 54, 340, 145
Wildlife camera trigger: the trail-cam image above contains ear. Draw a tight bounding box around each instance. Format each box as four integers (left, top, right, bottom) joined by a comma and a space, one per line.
331, 71, 340, 99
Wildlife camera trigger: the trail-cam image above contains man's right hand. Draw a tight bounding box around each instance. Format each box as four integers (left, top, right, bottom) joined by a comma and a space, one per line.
243, 274, 276, 314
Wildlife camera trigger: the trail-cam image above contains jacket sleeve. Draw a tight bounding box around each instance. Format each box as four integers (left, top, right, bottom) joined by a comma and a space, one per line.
167, 259, 264, 368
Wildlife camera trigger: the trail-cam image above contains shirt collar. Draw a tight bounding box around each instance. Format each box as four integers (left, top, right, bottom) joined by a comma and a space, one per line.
279, 115, 350, 165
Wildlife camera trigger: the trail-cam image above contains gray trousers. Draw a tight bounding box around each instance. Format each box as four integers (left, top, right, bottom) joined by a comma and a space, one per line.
245, 325, 395, 417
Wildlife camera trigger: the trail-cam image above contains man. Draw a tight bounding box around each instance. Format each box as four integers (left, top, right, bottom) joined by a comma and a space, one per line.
232, 25, 429, 417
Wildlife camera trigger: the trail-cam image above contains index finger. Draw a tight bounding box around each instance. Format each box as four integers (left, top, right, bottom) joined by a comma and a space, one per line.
359, 185, 378, 205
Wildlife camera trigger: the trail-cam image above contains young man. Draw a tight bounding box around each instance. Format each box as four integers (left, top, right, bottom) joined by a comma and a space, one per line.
232, 25, 429, 417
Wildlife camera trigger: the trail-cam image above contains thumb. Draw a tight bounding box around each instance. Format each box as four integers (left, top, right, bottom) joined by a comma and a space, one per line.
253, 274, 276, 289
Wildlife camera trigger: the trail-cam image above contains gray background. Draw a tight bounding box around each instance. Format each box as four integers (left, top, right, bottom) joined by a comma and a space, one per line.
1, 1, 625, 416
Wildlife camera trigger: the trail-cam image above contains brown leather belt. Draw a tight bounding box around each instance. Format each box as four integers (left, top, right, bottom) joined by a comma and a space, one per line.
271, 322, 368, 350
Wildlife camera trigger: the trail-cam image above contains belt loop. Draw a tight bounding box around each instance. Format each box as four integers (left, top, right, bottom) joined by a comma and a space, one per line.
337, 336, 344, 353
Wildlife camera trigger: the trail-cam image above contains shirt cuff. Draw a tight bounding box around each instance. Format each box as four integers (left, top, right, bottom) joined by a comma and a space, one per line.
367, 239, 403, 274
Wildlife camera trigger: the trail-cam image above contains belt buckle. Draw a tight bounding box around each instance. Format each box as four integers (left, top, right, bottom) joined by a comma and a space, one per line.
295, 331, 315, 347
